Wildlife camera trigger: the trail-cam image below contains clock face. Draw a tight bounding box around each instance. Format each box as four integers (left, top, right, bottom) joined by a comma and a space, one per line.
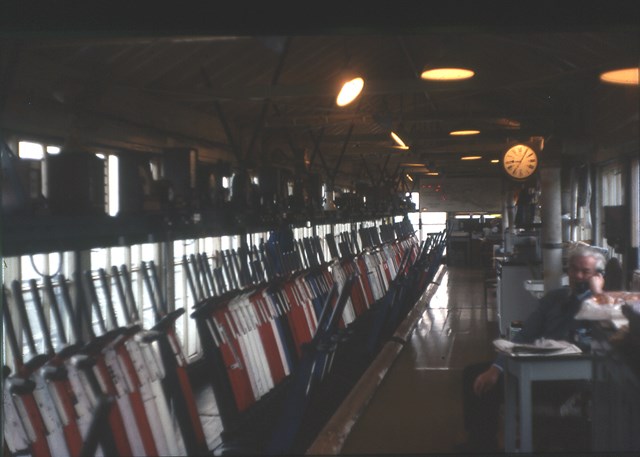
503, 144, 538, 180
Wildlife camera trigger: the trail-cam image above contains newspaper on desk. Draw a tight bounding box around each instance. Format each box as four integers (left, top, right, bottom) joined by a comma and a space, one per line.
493, 338, 582, 356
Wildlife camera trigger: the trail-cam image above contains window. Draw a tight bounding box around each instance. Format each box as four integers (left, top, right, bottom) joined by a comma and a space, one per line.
173, 238, 204, 358
107, 155, 119, 216
421, 212, 447, 240
3, 252, 76, 367
18, 141, 45, 160
599, 162, 625, 260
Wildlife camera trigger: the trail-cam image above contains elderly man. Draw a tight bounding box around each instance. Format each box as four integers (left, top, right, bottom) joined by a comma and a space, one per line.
458, 244, 606, 452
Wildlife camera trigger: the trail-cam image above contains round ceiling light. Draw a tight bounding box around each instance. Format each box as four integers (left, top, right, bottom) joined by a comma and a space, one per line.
599, 67, 639, 85
449, 130, 480, 136
421, 68, 475, 81
336, 77, 364, 106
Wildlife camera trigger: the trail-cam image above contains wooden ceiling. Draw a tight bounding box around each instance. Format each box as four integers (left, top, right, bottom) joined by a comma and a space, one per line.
1, 4, 638, 192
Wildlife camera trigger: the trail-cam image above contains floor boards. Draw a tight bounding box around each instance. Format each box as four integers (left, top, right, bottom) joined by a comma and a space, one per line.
340, 267, 500, 455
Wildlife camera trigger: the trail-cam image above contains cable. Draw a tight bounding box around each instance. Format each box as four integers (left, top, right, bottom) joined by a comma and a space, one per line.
29, 252, 62, 278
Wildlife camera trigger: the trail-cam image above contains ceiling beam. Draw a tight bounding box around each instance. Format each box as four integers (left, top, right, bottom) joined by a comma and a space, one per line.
260, 112, 538, 128
311, 129, 548, 145
141, 65, 605, 102
23, 35, 252, 48
245, 37, 292, 164
142, 78, 481, 101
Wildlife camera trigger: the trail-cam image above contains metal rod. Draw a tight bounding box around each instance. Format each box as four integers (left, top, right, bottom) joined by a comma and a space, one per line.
43, 276, 68, 347
97, 268, 119, 330
11, 280, 38, 357
120, 265, 142, 323
28, 279, 54, 355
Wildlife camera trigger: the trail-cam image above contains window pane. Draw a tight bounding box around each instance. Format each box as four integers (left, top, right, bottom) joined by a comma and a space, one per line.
47, 252, 64, 276
91, 248, 109, 270
21, 281, 46, 357
173, 260, 199, 357
140, 243, 155, 260
108, 155, 119, 216
423, 212, 447, 225
21, 254, 47, 280
18, 141, 44, 160
174, 240, 185, 258
110, 247, 127, 269
411, 191, 419, 209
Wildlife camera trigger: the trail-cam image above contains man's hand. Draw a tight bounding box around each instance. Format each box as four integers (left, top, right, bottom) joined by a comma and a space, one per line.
589, 273, 604, 295
473, 365, 501, 396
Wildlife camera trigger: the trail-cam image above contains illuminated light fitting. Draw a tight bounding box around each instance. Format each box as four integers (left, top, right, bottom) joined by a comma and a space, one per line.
426, 172, 439, 176
449, 129, 480, 136
461, 156, 482, 160
421, 67, 475, 81
491, 159, 500, 163
390, 131, 409, 150
336, 77, 365, 106
599, 67, 639, 85
406, 173, 413, 182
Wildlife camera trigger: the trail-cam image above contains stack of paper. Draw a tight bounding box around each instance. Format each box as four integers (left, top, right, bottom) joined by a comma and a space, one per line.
493, 338, 582, 356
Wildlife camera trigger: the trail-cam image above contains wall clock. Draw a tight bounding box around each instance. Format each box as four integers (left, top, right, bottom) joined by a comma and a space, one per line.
502, 144, 538, 180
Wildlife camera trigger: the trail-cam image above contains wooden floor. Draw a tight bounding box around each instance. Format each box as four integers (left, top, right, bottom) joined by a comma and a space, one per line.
340, 266, 499, 455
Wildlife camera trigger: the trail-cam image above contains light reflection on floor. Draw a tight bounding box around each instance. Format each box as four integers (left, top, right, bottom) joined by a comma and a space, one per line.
341, 266, 500, 455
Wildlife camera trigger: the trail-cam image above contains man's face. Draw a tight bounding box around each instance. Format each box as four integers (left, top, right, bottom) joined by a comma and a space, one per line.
568, 255, 598, 292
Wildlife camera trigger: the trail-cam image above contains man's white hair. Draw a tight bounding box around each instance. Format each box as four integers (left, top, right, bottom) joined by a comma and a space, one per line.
568, 244, 607, 272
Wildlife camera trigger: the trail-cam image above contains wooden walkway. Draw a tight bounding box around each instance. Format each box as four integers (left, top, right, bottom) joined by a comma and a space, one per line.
340, 267, 499, 454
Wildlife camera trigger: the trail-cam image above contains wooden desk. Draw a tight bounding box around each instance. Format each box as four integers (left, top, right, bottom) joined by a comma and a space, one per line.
503, 354, 593, 453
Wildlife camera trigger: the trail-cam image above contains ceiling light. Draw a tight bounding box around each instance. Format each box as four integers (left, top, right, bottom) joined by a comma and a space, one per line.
421, 67, 475, 81
406, 174, 413, 182
450, 130, 480, 136
599, 67, 639, 85
491, 159, 500, 164
391, 131, 409, 150
336, 76, 364, 106
461, 156, 482, 160
426, 172, 439, 176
